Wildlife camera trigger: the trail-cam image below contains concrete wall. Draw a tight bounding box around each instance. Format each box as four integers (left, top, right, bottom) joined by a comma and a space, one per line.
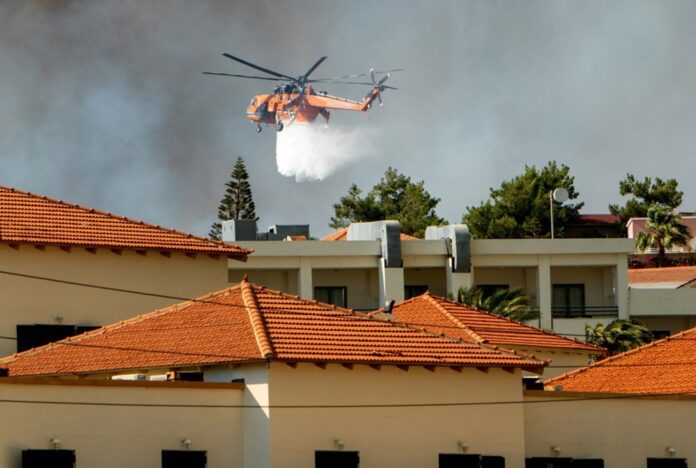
403, 267, 447, 297
639, 316, 696, 335
229, 269, 298, 295
268, 363, 527, 468
312, 268, 380, 310
506, 347, 595, 379
525, 392, 696, 467
630, 288, 696, 317
0, 379, 243, 468
0, 244, 231, 356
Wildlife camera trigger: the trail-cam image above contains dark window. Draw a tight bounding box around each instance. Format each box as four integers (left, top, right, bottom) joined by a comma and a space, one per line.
16, 324, 99, 352
315, 450, 359, 468
647, 459, 687, 468
22, 449, 75, 468
439, 454, 505, 468
314, 287, 347, 308
405, 285, 428, 299
162, 450, 207, 468
479, 284, 509, 299
552, 284, 585, 316
572, 461, 604, 468
526, 458, 573, 468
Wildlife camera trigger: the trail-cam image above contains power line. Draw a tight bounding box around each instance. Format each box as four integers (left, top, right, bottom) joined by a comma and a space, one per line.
0, 391, 690, 409
0, 268, 684, 369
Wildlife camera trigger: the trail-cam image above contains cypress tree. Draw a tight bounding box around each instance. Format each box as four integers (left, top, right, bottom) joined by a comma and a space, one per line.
210, 157, 258, 240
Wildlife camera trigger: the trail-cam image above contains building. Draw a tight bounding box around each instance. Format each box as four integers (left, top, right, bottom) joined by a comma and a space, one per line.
225, 220, 635, 338
564, 214, 621, 238
0, 279, 546, 468
628, 215, 696, 252
523, 327, 696, 467
0, 186, 250, 356
389, 293, 604, 377
628, 266, 696, 337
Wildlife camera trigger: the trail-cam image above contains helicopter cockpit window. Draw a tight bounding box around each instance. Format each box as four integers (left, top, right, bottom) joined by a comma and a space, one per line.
250, 98, 256, 106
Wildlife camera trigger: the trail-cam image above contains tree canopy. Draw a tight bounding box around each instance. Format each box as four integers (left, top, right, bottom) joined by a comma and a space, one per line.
609, 175, 683, 235
636, 206, 691, 263
330, 167, 446, 237
210, 156, 258, 240
456, 286, 539, 322
462, 161, 583, 239
585, 319, 653, 357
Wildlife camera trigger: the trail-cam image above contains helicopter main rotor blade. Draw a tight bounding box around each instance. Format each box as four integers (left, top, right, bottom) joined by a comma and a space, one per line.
222, 53, 295, 80
309, 80, 398, 89
310, 68, 404, 82
203, 72, 287, 81
301, 56, 327, 82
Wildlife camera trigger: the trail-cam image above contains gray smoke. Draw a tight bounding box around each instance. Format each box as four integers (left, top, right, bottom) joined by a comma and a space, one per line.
2, 1, 696, 238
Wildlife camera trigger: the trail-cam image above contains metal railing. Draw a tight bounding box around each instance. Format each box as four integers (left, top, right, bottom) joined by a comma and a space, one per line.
551, 305, 618, 318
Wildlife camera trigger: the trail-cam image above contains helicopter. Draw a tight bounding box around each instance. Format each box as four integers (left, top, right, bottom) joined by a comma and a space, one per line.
204, 53, 401, 133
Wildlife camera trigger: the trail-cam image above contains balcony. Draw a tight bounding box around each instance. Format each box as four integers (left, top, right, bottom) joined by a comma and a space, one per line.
551, 305, 618, 318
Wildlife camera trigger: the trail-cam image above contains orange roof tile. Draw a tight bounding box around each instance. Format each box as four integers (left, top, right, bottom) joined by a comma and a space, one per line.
628, 266, 696, 288
545, 327, 696, 395
0, 186, 250, 258
391, 294, 603, 353
321, 227, 419, 241
0, 281, 547, 377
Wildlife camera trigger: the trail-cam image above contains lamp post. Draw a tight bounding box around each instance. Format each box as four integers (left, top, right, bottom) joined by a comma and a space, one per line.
550, 188, 569, 239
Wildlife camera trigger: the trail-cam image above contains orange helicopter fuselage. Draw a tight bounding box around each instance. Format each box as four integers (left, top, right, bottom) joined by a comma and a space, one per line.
246, 85, 378, 127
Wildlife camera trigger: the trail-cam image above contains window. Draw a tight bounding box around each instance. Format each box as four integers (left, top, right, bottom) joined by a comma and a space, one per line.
22, 450, 75, 468
162, 450, 207, 468
405, 285, 428, 299
552, 284, 585, 316
16, 324, 100, 352
478, 284, 509, 299
315, 450, 359, 468
314, 286, 347, 308
647, 459, 687, 468
440, 454, 505, 467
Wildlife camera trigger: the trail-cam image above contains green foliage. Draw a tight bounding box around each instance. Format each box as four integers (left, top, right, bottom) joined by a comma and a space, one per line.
210, 157, 258, 240
462, 161, 583, 239
456, 286, 539, 322
609, 174, 683, 235
330, 167, 446, 238
636, 206, 691, 263
585, 319, 653, 357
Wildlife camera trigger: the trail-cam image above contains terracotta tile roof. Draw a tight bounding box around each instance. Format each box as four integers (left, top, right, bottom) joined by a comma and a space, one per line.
545, 327, 696, 395
0, 186, 250, 258
628, 266, 696, 288
0, 281, 547, 376
391, 293, 603, 353
568, 214, 620, 225
321, 227, 419, 241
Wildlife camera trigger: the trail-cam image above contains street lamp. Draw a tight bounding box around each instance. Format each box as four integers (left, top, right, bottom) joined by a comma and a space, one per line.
550, 188, 569, 239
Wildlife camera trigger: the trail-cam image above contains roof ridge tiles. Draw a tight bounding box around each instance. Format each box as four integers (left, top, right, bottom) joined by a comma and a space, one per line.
0, 185, 251, 257
545, 326, 696, 387
424, 294, 603, 352
422, 294, 488, 345
240, 280, 275, 359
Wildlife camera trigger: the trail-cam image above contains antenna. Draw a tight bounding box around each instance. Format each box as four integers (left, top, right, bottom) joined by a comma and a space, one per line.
550, 188, 569, 239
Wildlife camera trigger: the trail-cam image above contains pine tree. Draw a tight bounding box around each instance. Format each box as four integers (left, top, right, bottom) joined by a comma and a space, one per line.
210, 157, 258, 240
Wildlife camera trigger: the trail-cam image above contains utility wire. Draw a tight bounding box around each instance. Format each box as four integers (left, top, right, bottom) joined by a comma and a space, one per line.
0, 391, 691, 409
0, 268, 681, 369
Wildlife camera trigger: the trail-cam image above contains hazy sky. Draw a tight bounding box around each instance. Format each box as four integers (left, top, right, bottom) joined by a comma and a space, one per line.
2, 1, 695, 238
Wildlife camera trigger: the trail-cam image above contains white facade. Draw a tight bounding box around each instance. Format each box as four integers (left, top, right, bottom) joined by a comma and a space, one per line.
227, 222, 635, 338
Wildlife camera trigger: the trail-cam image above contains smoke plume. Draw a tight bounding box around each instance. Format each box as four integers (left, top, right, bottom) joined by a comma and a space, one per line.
275, 123, 378, 182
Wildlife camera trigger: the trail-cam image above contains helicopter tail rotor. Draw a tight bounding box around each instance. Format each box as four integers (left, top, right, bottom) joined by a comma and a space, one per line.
364, 68, 391, 108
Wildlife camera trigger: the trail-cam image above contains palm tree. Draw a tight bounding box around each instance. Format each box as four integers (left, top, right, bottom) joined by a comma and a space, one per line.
585, 319, 653, 357
636, 206, 691, 266
456, 286, 539, 322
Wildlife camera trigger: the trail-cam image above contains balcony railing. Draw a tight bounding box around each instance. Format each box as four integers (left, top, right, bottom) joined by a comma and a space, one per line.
551, 305, 618, 318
